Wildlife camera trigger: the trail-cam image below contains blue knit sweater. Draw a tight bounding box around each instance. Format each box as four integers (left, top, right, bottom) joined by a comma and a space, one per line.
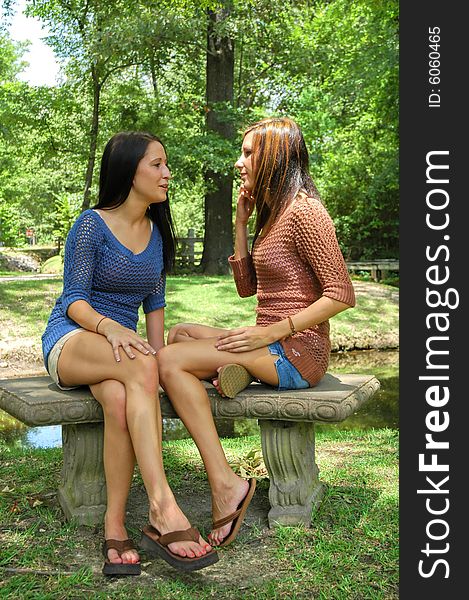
41, 209, 166, 368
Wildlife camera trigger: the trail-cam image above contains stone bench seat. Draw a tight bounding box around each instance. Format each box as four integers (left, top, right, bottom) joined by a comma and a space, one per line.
0, 373, 380, 527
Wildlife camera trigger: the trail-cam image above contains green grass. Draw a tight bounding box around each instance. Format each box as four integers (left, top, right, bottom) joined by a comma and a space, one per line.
331, 287, 398, 351
0, 429, 398, 599
0, 275, 398, 351
0, 272, 398, 596
351, 273, 399, 289
333, 294, 396, 333
0, 278, 62, 342
0, 270, 25, 277
40, 255, 63, 274
0, 275, 257, 347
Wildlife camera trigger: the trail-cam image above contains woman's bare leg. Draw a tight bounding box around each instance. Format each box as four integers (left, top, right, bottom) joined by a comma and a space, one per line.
157, 338, 278, 545
167, 323, 237, 388
90, 379, 138, 565
58, 332, 211, 558
167, 322, 228, 345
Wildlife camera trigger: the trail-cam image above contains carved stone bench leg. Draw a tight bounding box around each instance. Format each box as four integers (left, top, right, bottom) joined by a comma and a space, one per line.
259, 419, 325, 527
57, 422, 106, 526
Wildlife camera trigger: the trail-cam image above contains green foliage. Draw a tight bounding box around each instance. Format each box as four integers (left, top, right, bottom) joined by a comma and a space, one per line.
0, 197, 23, 246
0, 0, 398, 257
40, 254, 63, 273
287, 0, 399, 259
0, 31, 28, 82
51, 193, 81, 248
0, 81, 88, 244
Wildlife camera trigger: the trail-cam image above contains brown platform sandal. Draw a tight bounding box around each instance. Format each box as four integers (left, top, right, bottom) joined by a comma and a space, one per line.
140, 525, 219, 572
102, 539, 141, 576
212, 478, 257, 547
217, 364, 254, 398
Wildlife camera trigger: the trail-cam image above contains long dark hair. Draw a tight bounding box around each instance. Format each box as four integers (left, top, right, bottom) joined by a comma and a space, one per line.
92, 131, 176, 271
244, 117, 320, 248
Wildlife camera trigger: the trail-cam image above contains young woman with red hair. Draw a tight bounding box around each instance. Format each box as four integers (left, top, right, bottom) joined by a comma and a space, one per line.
157, 117, 356, 547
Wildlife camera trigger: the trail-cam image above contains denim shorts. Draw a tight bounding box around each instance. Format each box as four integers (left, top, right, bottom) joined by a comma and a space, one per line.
268, 341, 310, 391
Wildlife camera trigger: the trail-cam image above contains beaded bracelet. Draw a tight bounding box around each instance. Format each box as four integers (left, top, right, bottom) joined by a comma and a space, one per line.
287, 316, 296, 336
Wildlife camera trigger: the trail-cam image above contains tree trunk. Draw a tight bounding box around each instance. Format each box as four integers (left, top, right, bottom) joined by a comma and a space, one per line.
149, 52, 158, 98
81, 66, 101, 212
200, 6, 235, 275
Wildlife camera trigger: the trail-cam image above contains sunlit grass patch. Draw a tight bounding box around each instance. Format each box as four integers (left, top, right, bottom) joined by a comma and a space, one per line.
0, 275, 397, 353
1, 429, 398, 599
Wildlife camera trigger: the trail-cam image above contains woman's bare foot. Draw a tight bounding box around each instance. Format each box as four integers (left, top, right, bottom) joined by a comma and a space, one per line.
104, 517, 140, 564
209, 476, 250, 546
212, 367, 226, 397
149, 500, 212, 558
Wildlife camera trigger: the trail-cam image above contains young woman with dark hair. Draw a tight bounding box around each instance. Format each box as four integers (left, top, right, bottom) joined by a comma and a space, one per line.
42, 131, 218, 575
157, 117, 356, 547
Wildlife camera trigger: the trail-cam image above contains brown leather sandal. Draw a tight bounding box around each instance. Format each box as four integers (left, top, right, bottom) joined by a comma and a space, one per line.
102, 538, 141, 576
140, 525, 219, 571
212, 477, 257, 547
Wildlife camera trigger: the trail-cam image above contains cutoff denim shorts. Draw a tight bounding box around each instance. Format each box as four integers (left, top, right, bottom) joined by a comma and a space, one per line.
268, 341, 310, 391
47, 328, 85, 390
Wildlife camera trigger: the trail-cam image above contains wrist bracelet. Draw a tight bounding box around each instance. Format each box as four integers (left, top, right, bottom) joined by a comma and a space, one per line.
287, 316, 296, 336
96, 316, 108, 334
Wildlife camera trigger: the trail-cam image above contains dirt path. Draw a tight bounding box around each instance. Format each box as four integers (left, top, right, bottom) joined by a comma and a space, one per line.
0, 273, 61, 282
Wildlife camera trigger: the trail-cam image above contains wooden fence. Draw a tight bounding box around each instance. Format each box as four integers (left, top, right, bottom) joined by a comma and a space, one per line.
346, 259, 399, 282
175, 229, 398, 282
176, 228, 203, 267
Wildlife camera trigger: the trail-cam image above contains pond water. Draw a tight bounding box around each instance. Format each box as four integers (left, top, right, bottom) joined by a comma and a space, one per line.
0, 349, 398, 449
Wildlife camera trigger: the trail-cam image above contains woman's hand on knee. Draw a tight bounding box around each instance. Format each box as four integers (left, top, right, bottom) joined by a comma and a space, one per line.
99, 320, 157, 362
214, 326, 273, 353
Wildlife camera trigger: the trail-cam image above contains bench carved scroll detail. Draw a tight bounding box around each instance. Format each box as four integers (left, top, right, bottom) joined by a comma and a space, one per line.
57, 422, 106, 526
260, 419, 324, 527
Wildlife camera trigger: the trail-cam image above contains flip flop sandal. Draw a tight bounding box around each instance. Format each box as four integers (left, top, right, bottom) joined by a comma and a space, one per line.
218, 364, 254, 398
139, 525, 219, 572
102, 538, 141, 576
212, 477, 257, 547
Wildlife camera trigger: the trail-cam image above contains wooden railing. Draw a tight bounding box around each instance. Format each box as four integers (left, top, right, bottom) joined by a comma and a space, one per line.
346, 259, 399, 282
176, 229, 399, 282
38, 229, 398, 279
176, 228, 203, 267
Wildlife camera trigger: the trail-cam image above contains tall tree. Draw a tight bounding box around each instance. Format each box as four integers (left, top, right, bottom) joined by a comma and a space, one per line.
289, 0, 399, 259
25, 0, 195, 211
200, 4, 235, 274
25, 0, 140, 211
1, 0, 398, 259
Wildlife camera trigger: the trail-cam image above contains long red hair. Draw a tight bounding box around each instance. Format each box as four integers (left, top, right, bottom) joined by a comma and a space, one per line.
244, 117, 319, 246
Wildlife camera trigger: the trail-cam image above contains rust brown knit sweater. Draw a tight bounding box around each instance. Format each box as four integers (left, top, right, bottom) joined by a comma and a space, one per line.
228, 194, 355, 386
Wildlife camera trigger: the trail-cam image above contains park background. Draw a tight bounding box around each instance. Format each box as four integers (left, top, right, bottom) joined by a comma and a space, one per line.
0, 1, 399, 598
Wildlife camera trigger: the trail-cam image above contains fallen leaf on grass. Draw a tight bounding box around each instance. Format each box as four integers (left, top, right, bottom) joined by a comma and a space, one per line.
229, 449, 268, 479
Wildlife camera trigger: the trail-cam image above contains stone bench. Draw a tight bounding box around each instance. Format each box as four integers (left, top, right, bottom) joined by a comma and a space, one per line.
0, 373, 380, 528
